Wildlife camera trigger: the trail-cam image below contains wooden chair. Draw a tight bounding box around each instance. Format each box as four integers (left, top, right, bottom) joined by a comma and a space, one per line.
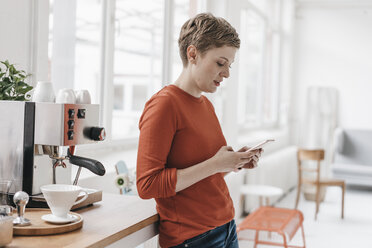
295, 149, 345, 220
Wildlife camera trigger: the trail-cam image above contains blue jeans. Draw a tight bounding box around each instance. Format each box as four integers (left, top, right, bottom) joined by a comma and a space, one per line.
170, 219, 239, 248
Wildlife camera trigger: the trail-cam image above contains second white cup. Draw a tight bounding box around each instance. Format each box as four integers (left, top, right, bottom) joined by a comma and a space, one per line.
75, 90, 91, 104
55, 88, 76, 104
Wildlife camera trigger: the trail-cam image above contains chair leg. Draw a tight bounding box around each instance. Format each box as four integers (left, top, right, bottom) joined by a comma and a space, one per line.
341, 183, 345, 219
315, 185, 321, 220
295, 183, 301, 209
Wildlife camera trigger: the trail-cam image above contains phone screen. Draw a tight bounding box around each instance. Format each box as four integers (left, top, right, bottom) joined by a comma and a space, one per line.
246, 139, 275, 152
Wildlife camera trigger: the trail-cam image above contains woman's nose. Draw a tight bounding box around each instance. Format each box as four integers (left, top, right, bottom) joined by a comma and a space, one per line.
220, 68, 230, 78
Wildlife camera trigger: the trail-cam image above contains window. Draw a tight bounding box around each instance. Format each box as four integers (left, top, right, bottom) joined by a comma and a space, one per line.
47, 0, 283, 147
236, 0, 282, 129
49, 0, 102, 104
48, 0, 194, 144
237, 9, 265, 127
112, 0, 164, 139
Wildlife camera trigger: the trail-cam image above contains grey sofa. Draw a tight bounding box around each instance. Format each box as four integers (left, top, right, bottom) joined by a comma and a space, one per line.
332, 128, 372, 186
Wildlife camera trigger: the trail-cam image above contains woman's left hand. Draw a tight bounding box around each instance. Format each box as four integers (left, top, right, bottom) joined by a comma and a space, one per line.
234, 146, 263, 171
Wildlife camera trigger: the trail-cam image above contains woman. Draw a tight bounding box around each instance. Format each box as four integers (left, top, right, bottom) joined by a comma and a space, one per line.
136, 13, 262, 248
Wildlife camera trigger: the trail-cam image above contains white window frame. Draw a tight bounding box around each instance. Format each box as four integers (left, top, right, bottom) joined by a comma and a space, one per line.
234, 0, 282, 132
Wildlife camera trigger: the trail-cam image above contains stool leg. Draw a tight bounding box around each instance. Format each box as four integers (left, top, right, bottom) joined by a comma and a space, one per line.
282, 233, 288, 248
259, 196, 263, 207
301, 224, 306, 248
254, 230, 260, 248
341, 183, 345, 219
266, 197, 272, 240
266, 197, 270, 207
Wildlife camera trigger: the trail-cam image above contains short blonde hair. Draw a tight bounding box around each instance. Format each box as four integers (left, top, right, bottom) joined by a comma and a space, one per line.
178, 13, 240, 67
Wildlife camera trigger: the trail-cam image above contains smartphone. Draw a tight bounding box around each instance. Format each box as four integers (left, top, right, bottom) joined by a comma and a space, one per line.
246, 139, 275, 152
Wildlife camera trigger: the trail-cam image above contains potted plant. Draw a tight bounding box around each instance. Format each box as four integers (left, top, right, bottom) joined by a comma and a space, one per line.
0, 60, 32, 101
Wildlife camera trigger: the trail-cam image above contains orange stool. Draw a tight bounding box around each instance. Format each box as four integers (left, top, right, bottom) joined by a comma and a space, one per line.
237, 206, 306, 248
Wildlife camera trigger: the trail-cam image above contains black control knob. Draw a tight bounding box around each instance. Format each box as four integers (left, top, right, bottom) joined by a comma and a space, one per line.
68, 109, 75, 119
68, 130, 74, 140
90, 127, 106, 141
77, 109, 86, 119
68, 120, 75, 129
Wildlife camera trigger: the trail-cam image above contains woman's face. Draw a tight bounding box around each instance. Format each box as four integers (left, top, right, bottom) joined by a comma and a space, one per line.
190, 45, 237, 94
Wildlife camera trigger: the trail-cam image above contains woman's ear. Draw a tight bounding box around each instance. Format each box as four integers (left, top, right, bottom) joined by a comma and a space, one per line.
186, 45, 197, 65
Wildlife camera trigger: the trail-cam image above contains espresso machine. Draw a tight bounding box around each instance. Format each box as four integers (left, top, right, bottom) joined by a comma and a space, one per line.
0, 101, 106, 208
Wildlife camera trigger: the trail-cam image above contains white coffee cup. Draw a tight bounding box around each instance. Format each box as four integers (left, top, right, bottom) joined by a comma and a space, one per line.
40, 184, 88, 218
25, 81, 55, 102
75, 90, 91, 104
55, 88, 76, 104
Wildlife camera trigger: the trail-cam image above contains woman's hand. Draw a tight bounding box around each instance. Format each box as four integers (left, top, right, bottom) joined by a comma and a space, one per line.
211, 146, 259, 173
234, 146, 263, 171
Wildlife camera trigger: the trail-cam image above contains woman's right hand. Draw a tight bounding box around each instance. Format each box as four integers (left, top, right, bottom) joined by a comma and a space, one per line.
211, 146, 259, 173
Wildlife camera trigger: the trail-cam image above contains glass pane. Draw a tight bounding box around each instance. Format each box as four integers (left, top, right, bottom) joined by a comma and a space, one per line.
132, 84, 148, 111
48, 0, 102, 104
171, 0, 190, 83
263, 31, 280, 124
112, 0, 164, 139
74, 0, 102, 104
249, 0, 268, 14
237, 9, 265, 126
114, 84, 124, 110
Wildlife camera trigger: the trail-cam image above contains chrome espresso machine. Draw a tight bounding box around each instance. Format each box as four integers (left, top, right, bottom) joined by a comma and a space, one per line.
0, 101, 106, 208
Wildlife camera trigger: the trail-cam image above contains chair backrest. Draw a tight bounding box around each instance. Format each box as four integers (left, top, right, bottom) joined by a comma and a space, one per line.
298, 149, 324, 161
297, 149, 325, 183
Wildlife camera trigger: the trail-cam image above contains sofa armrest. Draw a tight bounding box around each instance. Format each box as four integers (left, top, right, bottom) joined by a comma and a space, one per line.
334, 127, 344, 154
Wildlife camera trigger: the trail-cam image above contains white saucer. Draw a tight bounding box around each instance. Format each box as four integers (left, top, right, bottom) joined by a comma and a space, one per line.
41, 213, 78, 224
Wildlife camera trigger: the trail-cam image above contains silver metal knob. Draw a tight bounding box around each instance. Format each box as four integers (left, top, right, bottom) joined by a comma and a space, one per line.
13, 191, 31, 226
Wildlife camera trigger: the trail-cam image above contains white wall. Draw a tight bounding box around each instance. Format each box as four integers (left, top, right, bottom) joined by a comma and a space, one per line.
291, 2, 372, 144
0, 0, 49, 85
0, 0, 33, 75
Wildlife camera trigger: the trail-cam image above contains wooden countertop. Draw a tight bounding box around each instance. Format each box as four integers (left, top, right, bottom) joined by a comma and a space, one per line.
8, 193, 159, 248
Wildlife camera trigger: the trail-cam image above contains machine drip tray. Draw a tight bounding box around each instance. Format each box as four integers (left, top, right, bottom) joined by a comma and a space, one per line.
29, 188, 102, 209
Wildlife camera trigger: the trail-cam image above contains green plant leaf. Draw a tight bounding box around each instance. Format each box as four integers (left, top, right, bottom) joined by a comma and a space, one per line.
9, 65, 15, 75
0, 60, 32, 101
0, 60, 10, 68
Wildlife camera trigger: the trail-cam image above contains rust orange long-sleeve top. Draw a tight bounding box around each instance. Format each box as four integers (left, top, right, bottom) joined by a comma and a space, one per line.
136, 85, 234, 248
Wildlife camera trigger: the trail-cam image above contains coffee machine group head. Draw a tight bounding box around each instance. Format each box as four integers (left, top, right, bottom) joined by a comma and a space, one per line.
0, 101, 106, 207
